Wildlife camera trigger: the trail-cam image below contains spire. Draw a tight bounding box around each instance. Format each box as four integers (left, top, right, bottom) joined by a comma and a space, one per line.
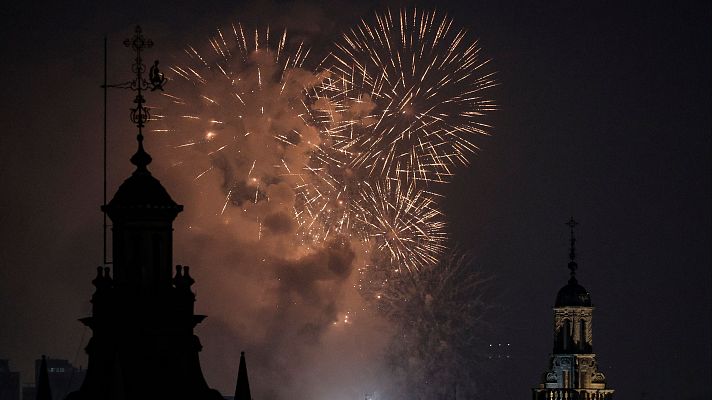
234, 351, 252, 400
36, 355, 52, 400
566, 217, 578, 282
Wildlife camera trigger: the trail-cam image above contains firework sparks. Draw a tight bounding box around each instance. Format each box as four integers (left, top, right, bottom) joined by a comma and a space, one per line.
293, 143, 369, 243
152, 9, 494, 275
138, 11, 498, 399
317, 8, 497, 185
153, 24, 321, 219
356, 180, 446, 272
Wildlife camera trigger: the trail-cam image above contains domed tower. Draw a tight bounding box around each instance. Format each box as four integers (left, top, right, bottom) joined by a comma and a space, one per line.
532, 218, 614, 400
66, 27, 223, 400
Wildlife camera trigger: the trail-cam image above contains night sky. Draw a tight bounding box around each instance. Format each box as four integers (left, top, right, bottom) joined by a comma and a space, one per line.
0, 1, 710, 400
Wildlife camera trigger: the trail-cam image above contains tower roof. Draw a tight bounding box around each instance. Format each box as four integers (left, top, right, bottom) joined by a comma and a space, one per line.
102, 134, 182, 216
555, 218, 592, 307
105, 163, 180, 210
555, 278, 592, 307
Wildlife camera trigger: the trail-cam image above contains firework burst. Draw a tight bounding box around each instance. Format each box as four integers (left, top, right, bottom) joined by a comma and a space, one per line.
152, 9, 494, 276
144, 12, 497, 398
293, 142, 368, 243
317, 8, 497, 185
153, 24, 322, 218
356, 180, 446, 272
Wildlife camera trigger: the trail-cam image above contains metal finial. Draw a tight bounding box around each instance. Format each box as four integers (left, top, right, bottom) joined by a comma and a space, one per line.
566, 217, 578, 279
129, 132, 152, 171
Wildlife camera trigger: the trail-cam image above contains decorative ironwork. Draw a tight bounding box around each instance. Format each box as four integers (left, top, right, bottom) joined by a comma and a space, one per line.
105, 26, 166, 133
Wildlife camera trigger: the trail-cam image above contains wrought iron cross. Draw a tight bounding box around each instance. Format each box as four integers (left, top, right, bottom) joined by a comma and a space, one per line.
107, 26, 166, 134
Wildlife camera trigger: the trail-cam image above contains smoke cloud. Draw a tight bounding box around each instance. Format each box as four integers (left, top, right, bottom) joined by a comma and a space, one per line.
147, 17, 396, 399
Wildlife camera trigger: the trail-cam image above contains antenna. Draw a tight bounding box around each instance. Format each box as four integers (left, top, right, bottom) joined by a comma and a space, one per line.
102, 35, 112, 265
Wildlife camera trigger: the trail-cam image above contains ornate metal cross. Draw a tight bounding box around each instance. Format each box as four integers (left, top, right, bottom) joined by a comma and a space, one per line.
107, 26, 167, 134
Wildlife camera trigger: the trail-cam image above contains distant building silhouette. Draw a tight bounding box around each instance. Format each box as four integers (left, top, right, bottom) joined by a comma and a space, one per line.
65, 27, 224, 400
0, 360, 20, 400
36, 356, 51, 400
532, 219, 614, 400
233, 352, 251, 400
21, 357, 85, 400
21, 385, 34, 400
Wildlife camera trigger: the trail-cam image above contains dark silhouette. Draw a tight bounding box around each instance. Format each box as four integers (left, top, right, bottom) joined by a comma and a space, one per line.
65, 27, 223, 400
532, 219, 614, 400
149, 60, 166, 91
234, 352, 252, 400
64, 120, 223, 400
65, 113, 223, 400
37, 356, 52, 400
0, 360, 20, 400
28, 358, 85, 400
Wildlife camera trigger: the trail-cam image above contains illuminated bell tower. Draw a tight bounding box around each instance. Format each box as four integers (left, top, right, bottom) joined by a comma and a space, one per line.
532, 218, 614, 400
66, 27, 223, 400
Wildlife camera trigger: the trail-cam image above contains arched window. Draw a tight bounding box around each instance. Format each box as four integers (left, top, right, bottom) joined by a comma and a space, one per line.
563, 319, 571, 351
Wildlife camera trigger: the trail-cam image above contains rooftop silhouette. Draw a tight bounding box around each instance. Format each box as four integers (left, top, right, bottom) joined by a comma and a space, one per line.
65, 26, 225, 400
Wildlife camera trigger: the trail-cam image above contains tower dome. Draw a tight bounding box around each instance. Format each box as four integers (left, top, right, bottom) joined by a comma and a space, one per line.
101, 159, 183, 218
555, 274, 592, 307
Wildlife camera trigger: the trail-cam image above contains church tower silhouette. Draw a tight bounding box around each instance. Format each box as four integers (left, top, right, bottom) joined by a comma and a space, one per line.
66, 27, 223, 400
532, 218, 615, 400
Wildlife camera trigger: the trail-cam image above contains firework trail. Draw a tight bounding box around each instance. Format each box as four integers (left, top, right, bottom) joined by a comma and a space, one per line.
316, 8, 497, 186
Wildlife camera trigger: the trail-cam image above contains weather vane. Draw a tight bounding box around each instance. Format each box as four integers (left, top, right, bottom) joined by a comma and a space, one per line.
101, 26, 167, 265
105, 25, 166, 135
